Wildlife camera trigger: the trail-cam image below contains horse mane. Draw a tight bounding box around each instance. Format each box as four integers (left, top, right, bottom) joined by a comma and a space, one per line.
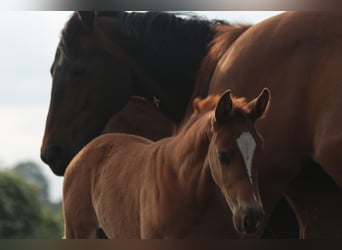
60, 13, 81, 58
189, 24, 252, 106
176, 94, 250, 135
61, 11, 217, 57
60, 12, 124, 58
117, 12, 251, 123
119, 12, 218, 52
61, 11, 248, 67
194, 94, 250, 116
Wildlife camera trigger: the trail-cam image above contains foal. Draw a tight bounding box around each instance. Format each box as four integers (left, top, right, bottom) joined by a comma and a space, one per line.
63, 89, 270, 238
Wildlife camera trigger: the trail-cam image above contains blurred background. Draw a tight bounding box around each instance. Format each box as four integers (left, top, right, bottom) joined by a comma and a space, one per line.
0, 11, 283, 238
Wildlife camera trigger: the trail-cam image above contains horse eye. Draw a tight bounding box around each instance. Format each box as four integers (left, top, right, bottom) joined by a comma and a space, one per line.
218, 151, 231, 165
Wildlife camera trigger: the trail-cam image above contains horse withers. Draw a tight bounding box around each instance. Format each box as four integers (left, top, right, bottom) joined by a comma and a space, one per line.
62, 89, 270, 238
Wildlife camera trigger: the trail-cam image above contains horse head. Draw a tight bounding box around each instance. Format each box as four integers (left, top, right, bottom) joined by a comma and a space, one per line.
207, 88, 270, 236
41, 12, 134, 175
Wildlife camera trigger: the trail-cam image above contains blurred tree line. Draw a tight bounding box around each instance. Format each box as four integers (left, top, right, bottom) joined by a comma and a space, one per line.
0, 161, 63, 238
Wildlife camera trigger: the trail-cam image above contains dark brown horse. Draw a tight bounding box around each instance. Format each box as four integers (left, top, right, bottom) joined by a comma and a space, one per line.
63, 89, 270, 238
208, 11, 342, 238
41, 11, 250, 176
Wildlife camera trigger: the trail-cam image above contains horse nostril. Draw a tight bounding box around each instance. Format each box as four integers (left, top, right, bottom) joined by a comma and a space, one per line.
243, 215, 254, 231
41, 144, 71, 176
242, 210, 263, 234
41, 144, 65, 165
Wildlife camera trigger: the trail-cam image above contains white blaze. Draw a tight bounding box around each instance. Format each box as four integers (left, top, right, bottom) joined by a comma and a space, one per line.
236, 132, 256, 184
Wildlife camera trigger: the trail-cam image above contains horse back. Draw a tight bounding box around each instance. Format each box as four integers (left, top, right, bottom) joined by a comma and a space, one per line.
64, 132, 153, 194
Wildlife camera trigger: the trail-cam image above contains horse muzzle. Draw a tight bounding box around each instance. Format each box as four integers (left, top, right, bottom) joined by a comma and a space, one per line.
233, 207, 264, 236
40, 144, 71, 176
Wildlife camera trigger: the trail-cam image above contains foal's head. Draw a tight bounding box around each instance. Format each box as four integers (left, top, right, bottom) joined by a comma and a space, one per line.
202, 88, 270, 236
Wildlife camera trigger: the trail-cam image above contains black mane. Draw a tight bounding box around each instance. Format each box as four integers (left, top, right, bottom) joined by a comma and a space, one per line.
119, 12, 217, 52
118, 12, 223, 121
61, 11, 225, 57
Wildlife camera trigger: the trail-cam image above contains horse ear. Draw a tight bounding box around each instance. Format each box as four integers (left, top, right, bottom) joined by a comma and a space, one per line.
77, 11, 97, 27
248, 88, 270, 121
193, 97, 202, 114
215, 90, 233, 123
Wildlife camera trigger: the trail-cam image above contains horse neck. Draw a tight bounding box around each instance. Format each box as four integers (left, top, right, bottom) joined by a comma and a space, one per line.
185, 24, 251, 120
167, 112, 214, 198
114, 12, 217, 123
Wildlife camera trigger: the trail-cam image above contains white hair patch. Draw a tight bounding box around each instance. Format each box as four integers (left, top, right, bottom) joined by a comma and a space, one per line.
236, 131, 256, 184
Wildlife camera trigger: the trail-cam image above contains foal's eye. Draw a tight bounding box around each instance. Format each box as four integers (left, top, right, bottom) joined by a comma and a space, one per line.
218, 151, 231, 165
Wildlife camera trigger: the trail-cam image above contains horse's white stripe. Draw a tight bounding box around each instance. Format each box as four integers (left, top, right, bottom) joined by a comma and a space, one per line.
236, 132, 256, 184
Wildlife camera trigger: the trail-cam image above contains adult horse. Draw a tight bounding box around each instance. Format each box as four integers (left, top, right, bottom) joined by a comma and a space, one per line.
208, 11, 342, 238
63, 89, 270, 238
40, 11, 250, 176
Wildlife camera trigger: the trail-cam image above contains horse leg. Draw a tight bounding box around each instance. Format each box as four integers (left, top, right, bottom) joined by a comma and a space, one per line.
261, 197, 299, 238
304, 133, 342, 238
314, 133, 342, 188
283, 180, 311, 238
285, 160, 342, 238
139, 194, 162, 239
63, 160, 99, 238
258, 157, 305, 239
283, 195, 305, 239
63, 188, 99, 238
280, 161, 322, 239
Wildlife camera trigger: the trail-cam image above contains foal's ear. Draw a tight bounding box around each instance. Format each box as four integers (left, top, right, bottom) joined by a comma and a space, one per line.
248, 88, 270, 121
77, 11, 97, 27
193, 97, 202, 114
215, 90, 233, 123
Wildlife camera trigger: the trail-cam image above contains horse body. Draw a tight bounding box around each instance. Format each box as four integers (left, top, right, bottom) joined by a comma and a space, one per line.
63, 90, 269, 238
209, 11, 342, 238
64, 134, 232, 238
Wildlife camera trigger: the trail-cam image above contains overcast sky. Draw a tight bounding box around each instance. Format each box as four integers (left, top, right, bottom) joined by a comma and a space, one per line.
0, 11, 283, 202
